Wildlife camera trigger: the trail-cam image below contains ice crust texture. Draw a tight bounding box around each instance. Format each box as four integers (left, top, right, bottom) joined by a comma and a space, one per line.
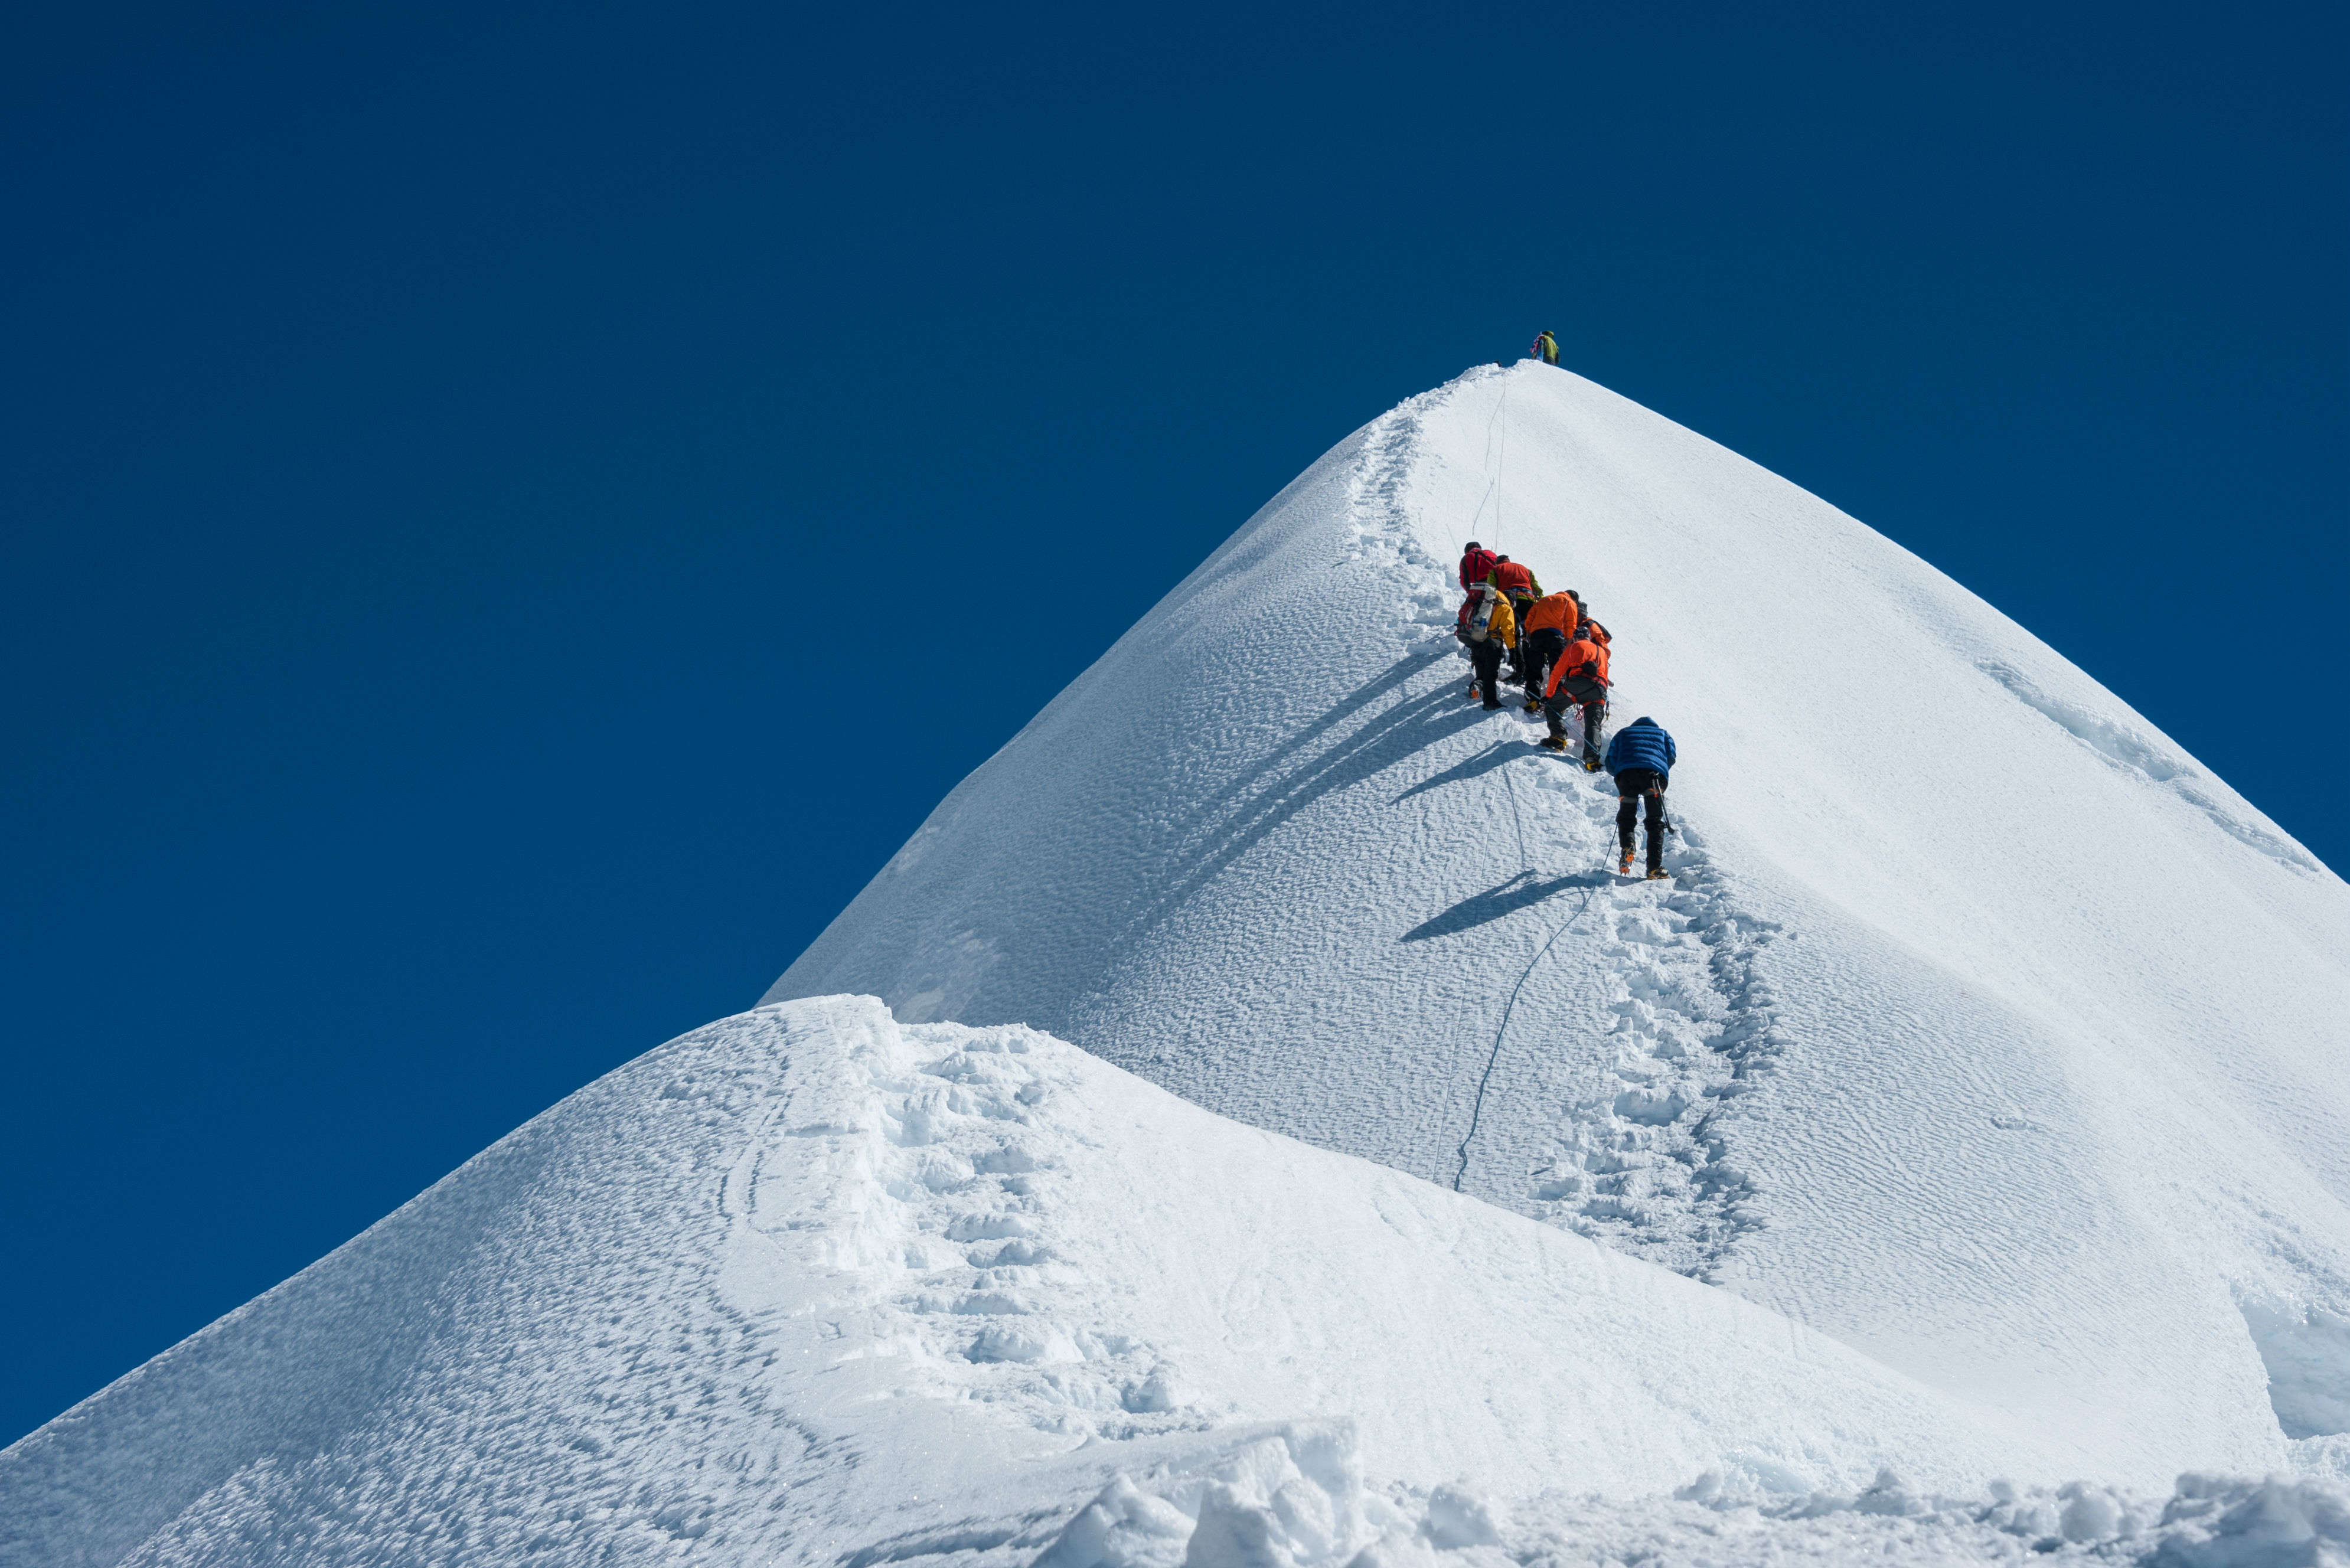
5, 365, 2348, 1567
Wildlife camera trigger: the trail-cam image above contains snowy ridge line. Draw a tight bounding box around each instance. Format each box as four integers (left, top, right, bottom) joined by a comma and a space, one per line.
1339, 374, 1459, 588
1976, 658, 2325, 876
1346, 364, 1794, 1279
1069, 387, 1470, 972
1464, 365, 1510, 553
1372, 415, 1794, 1281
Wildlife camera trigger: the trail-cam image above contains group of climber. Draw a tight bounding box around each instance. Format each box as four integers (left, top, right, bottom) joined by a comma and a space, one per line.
1454, 542, 1614, 757
1455, 540, 1677, 879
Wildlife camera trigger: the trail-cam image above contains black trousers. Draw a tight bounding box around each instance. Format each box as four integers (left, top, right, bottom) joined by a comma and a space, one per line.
1504, 598, 1536, 674
1469, 638, 1506, 705
1544, 676, 1607, 763
1615, 767, 1667, 870
1519, 628, 1566, 694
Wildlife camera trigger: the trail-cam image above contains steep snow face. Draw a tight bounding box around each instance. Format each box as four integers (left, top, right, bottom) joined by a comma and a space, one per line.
771, 364, 2350, 1485
0, 998, 2107, 1567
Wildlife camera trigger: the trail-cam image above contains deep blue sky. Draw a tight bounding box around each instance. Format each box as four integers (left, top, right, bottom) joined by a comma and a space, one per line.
3, 1, 2341, 1445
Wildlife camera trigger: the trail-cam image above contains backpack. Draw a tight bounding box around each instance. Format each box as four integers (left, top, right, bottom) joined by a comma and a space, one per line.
1466, 588, 1499, 643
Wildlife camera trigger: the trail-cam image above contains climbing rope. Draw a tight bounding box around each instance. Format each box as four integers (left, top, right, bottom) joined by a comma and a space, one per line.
1501, 753, 1532, 870
1454, 881, 1597, 1193
1463, 368, 1512, 554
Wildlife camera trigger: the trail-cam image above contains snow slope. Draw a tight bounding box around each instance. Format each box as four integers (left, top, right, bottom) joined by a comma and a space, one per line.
0, 997, 2152, 1567
770, 362, 2350, 1487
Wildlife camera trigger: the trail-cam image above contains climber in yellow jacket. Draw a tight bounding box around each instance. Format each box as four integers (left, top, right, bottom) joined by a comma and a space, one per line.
1457, 584, 1518, 711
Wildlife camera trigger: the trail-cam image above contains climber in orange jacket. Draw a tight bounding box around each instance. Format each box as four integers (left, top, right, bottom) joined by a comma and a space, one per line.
1541, 631, 1611, 768
1516, 591, 1580, 712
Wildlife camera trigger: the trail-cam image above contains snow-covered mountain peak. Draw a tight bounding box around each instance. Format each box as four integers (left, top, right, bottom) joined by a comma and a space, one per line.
8, 363, 2347, 1566
772, 361, 2350, 1480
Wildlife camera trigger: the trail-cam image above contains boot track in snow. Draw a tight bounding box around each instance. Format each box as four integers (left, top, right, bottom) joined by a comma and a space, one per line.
1352, 372, 1791, 1285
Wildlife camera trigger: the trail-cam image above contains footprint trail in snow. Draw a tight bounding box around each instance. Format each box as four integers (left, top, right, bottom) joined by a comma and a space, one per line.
1516, 764, 1788, 1281
1348, 374, 1793, 1285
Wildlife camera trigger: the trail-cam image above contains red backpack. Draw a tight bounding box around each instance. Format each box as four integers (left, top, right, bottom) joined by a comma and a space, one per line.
1459, 547, 1498, 591
1491, 560, 1536, 597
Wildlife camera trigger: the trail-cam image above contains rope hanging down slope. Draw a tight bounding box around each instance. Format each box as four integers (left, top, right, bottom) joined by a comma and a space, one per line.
1461, 372, 1513, 558
1454, 883, 1597, 1193
1454, 761, 1585, 1193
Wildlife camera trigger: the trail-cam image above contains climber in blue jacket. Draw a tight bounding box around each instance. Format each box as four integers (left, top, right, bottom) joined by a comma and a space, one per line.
1603, 717, 1676, 880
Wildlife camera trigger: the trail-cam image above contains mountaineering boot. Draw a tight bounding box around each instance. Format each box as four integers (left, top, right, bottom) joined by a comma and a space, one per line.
1539, 734, 1569, 752
1524, 695, 1542, 713
1467, 682, 1482, 703
1583, 757, 1602, 772
1646, 867, 1671, 881
1617, 848, 1634, 876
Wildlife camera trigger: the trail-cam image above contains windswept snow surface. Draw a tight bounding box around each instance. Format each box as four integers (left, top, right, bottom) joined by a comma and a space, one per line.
0, 997, 2206, 1567
772, 362, 2350, 1487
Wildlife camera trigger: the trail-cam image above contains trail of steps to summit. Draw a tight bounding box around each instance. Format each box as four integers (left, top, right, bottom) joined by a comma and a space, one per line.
1426, 703, 1790, 1283
1525, 781, 1787, 1282
1356, 374, 1794, 1285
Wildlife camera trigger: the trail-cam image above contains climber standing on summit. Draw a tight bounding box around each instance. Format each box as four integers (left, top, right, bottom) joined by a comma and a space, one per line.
1531, 330, 1559, 366
1604, 717, 1676, 880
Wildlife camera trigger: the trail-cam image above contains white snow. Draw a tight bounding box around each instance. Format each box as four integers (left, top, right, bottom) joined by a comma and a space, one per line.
8, 362, 2348, 1566
771, 362, 2350, 1488
9, 998, 2344, 1566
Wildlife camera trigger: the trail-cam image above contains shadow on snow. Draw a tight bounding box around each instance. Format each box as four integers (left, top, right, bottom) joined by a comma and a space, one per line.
1402, 868, 1611, 942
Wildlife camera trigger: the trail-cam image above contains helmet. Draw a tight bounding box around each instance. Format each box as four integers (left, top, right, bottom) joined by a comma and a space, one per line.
1464, 541, 1481, 552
